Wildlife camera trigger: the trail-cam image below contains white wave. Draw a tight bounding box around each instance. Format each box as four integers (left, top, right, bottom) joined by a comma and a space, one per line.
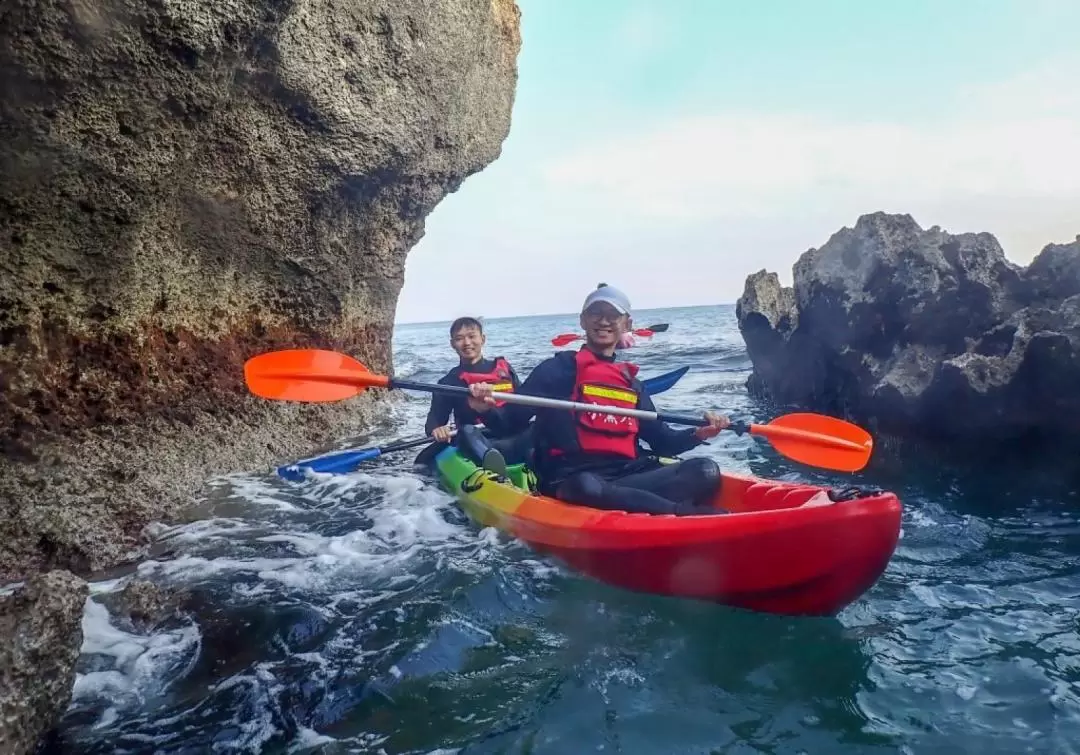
71, 596, 201, 723
131, 469, 511, 601
287, 725, 338, 752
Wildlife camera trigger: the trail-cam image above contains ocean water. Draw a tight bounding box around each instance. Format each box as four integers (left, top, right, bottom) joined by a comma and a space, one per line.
53, 304, 1080, 754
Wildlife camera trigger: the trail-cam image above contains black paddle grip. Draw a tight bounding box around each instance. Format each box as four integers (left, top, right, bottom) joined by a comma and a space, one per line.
656, 411, 709, 427
657, 412, 750, 434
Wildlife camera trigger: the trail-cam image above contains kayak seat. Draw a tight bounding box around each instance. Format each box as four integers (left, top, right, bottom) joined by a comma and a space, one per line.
506, 463, 535, 492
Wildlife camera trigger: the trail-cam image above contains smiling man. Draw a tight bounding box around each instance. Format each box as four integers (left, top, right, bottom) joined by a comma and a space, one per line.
424, 316, 522, 442
464, 284, 732, 516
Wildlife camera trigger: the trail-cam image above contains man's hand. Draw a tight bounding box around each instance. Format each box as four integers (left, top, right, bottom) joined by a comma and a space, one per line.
693, 411, 731, 441
466, 382, 498, 413
432, 425, 454, 443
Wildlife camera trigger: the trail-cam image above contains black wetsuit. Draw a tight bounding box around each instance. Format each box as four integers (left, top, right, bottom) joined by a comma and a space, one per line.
422, 357, 532, 467
478, 350, 722, 516
424, 357, 523, 436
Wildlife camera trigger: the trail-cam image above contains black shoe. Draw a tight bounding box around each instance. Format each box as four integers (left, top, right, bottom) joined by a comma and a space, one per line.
482, 448, 508, 479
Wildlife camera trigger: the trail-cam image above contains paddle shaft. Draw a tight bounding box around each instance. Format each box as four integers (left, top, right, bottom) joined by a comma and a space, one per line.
246, 349, 873, 471
378, 435, 445, 455
389, 376, 719, 429
387, 377, 866, 452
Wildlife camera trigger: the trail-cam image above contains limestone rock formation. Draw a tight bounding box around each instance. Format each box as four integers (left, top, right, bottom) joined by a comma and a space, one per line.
0, 571, 88, 754
0, 0, 519, 574
736, 213, 1080, 444
99, 578, 192, 633
0, 0, 520, 750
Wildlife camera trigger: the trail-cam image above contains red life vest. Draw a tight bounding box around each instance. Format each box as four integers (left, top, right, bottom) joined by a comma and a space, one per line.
458, 356, 515, 408
571, 348, 641, 459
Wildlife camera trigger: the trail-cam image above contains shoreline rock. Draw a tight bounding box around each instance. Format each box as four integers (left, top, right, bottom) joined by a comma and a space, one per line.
0, 571, 88, 755
1, 0, 521, 750
735, 212, 1080, 448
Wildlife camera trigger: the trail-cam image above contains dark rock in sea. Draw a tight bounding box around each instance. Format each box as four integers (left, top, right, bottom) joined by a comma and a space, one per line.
736, 212, 1080, 448
0, 571, 87, 755
0, 0, 520, 751
97, 578, 193, 634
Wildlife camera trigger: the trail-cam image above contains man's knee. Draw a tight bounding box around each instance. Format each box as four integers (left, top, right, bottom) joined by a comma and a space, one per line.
684, 456, 721, 483
458, 424, 492, 464
557, 472, 606, 503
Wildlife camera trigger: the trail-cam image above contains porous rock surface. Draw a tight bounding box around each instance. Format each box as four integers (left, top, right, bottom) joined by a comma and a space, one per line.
0, 0, 520, 749
0, 571, 88, 755
736, 212, 1080, 445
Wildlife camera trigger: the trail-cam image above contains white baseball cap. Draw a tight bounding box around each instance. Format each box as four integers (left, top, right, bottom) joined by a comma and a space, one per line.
582, 283, 631, 315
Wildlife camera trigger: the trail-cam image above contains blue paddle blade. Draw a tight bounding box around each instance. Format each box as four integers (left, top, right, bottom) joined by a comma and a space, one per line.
641, 365, 690, 395
276, 447, 382, 481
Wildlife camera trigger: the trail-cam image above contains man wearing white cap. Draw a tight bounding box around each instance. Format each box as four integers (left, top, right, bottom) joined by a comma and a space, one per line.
591, 282, 636, 349
464, 284, 731, 516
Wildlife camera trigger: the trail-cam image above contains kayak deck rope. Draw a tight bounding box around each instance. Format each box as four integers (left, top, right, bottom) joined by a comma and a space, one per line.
460, 468, 492, 494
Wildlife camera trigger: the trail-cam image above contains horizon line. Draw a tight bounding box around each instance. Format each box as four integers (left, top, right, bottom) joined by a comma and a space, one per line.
394, 301, 735, 327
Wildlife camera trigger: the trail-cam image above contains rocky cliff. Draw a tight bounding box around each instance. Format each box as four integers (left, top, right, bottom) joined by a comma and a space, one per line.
736, 213, 1080, 447
0, 0, 520, 750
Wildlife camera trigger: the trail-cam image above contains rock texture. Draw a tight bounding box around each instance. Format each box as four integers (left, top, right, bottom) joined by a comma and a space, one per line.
99, 578, 192, 633
0, 0, 520, 749
736, 213, 1080, 445
0, 0, 520, 574
0, 571, 88, 755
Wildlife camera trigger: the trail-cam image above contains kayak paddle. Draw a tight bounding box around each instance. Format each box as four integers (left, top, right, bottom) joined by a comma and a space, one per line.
276, 433, 451, 481
551, 328, 654, 347
642, 365, 689, 395
244, 349, 874, 473
276, 368, 690, 479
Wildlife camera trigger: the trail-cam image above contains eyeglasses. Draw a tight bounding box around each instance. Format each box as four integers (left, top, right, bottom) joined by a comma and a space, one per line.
583, 306, 625, 322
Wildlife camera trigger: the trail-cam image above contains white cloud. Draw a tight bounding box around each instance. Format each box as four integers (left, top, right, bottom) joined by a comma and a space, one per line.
540, 56, 1080, 249
396, 55, 1080, 321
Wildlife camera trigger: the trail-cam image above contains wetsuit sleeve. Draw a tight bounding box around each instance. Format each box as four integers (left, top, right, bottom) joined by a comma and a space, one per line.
634, 386, 704, 456
480, 358, 560, 435
424, 374, 457, 435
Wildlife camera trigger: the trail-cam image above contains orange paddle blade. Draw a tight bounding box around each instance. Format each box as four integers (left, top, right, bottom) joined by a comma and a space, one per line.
551, 333, 582, 347
243, 349, 389, 402
632, 328, 654, 337
750, 413, 873, 473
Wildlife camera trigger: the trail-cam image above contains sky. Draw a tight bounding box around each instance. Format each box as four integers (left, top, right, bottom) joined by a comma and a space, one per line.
394, 0, 1080, 324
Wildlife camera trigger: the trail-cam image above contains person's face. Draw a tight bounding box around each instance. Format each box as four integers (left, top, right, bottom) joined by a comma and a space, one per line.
451, 325, 485, 361
580, 302, 630, 348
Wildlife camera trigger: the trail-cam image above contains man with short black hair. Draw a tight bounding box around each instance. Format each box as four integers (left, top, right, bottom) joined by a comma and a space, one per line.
424, 316, 522, 443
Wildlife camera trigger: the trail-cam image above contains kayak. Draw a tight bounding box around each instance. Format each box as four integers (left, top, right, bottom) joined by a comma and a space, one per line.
433, 446, 902, 616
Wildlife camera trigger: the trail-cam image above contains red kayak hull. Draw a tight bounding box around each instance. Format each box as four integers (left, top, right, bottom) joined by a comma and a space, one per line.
437, 449, 902, 616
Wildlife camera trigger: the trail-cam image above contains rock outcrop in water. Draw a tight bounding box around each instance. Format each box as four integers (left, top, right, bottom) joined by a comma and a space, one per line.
0, 0, 520, 748
736, 213, 1080, 446
0, 571, 87, 755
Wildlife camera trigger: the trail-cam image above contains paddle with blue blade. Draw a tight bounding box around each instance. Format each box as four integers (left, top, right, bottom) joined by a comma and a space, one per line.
642, 365, 689, 395
245, 349, 874, 473
275, 368, 689, 480
276, 433, 452, 481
